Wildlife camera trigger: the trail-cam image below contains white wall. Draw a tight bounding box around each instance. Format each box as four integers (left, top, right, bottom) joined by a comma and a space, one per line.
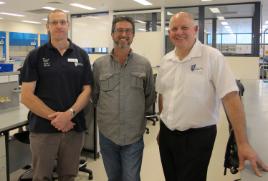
71, 15, 112, 49
132, 31, 163, 67
226, 56, 259, 79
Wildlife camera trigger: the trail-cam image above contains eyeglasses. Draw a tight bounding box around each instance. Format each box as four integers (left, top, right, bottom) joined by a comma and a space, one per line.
48, 20, 68, 26
114, 28, 133, 34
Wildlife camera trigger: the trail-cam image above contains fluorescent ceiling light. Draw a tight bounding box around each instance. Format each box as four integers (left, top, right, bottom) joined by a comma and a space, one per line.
70, 3, 95, 10
226, 28, 233, 32
0, 2, 5, 5
138, 28, 146, 31
136, 20, 146, 24
42, 7, 69, 12
262, 25, 268, 30
22, 20, 41, 24
42, 18, 48, 21
217, 16, 225, 21
42, 6, 56, 11
0, 12, 24, 17
224, 26, 231, 29
221, 21, 228, 26
88, 16, 100, 19
209, 8, 220, 13
167, 11, 174, 16
133, 0, 152, 6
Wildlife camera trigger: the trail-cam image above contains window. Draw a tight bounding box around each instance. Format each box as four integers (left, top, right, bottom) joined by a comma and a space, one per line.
237, 34, 252, 44
114, 11, 161, 32
204, 3, 256, 55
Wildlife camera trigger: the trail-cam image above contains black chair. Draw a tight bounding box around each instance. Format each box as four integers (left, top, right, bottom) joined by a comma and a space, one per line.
145, 104, 159, 134
14, 130, 93, 181
145, 74, 159, 134
145, 104, 159, 126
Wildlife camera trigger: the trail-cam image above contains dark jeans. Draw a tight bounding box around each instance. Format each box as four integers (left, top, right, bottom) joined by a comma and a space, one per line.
99, 132, 144, 181
159, 121, 217, 181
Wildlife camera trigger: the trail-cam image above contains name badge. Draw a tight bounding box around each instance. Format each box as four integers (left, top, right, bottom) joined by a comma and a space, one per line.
68, 58, 78, 63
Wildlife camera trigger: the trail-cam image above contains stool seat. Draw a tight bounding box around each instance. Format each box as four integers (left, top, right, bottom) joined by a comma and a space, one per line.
14, 131, 30, 144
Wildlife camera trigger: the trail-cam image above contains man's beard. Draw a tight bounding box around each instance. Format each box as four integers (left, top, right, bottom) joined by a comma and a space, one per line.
114, 39, 131, 49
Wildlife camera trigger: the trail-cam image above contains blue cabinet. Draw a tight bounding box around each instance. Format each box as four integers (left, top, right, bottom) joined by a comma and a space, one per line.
40, 34, 49, 46
0, 31, 6, 59
9, 32, 38, 47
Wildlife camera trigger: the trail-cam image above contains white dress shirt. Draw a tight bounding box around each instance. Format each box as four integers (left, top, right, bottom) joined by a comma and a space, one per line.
156, 40, 238, 131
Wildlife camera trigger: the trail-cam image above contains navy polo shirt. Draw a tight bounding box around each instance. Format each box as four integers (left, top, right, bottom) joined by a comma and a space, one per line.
21, 40, 93, 133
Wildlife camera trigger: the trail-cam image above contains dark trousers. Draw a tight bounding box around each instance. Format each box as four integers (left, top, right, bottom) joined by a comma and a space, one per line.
30, 131, 85, 181
159, 121, 217, 181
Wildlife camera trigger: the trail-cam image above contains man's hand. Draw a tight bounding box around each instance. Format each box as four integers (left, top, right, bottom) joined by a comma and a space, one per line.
238, 143, 268, 176
48, 111, 75, 132
61, 120, 75, 132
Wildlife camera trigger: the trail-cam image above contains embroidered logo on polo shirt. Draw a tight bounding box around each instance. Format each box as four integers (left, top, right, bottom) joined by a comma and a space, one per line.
75, 62, 84, 67
42, 58, 51, 67
191, 64, 203, 72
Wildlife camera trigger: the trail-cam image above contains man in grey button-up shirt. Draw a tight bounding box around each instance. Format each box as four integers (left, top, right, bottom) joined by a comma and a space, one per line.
93, 17, 155, 181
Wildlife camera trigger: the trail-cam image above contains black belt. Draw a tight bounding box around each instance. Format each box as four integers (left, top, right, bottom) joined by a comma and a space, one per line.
160, 120, 216, 135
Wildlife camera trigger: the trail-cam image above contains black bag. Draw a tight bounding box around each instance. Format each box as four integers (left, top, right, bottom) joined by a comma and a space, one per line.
223, 80, 245, 175
224, 129, 239, 175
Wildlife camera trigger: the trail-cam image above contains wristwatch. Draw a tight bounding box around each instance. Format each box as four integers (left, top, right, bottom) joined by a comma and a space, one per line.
69, 108, 76, 117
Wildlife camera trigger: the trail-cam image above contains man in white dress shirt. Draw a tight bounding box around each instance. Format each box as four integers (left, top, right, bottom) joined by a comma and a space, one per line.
156, 12, 268, 181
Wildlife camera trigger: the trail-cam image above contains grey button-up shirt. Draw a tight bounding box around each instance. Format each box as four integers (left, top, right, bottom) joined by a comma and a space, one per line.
93, 50, 155, 145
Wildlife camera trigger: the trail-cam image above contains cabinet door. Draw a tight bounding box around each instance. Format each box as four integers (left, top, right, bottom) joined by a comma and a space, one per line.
0, 136, 7, 181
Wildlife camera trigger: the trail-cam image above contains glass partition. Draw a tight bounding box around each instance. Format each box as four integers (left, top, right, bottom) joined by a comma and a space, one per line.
204, 3, 255, 55
114, 11, 161, 32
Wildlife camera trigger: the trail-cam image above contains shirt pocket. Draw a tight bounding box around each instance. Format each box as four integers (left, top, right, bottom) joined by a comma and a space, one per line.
99, 73, 119, 91
131, 72, 145, 89
183, 71, 205, 97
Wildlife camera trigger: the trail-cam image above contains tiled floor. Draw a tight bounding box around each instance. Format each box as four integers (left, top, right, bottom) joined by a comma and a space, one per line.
74, 108, 241, 181
12, 108, 240, 181
16, 80, 268, 181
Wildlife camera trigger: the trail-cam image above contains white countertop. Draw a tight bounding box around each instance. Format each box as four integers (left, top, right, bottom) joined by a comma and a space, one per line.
0, 104, 28, 132
241, 79, 268, 180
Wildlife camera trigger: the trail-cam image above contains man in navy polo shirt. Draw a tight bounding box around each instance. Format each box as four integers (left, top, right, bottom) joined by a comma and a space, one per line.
21, 9, 93, 181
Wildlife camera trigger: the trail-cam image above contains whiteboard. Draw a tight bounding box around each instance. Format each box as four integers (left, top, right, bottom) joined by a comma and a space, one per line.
71, 15, 112, 49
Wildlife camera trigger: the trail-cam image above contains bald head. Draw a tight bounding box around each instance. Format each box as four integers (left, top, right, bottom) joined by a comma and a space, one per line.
168, 11, 198, 55
169, 12, 196, 29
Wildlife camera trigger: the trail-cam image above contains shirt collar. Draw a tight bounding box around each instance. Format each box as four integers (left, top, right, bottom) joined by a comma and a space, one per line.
169, 39, 202, 63
109, 48, 133, 65
47, 38, 74, 52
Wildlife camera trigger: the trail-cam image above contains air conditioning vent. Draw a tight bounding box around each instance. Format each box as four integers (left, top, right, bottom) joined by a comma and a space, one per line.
47, 1, 64, 4
27, 9, 52, 14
